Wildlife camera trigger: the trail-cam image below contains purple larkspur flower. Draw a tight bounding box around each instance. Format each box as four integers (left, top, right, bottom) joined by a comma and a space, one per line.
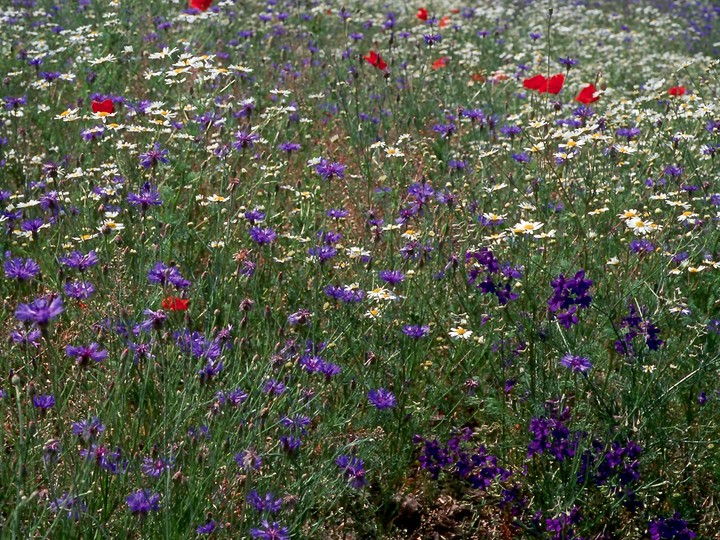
648, 513, 696, 540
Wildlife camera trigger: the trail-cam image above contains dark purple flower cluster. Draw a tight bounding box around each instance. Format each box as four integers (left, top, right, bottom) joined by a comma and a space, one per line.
548, 270, 593, 328
466, 248, 521, 305
578, 439, 643, 511
414, 430, 511, 490
540, 507, 583, 540
527, 404, 582, 462
648, 513, 696, 540
614, 303, 664, 357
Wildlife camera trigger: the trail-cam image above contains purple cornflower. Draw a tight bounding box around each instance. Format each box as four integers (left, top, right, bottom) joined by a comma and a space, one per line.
287, 309, 312, 326
511, 152, 531, 163
315, 159, 346, 181
64, 280, 95, 300
198, 359, 224, 383
140, 309, 168, 331
327, 208, 349, 219
367, 388, 397, 410
616, 127, 641, 140
59, 250, 99, 272
127, 182, 163, 211
278, 142, 301, 153
33, 394, 55, 409
262, 379, 286, 395
307, 245, 337, 262
196, 520, 216, 534
279, 435, 302, 453
250, 521, 290, 540
10, 327, 42, 347
49, 494, 86, 521
66, 343, 108, 365
139, 142, 169, 168
3, 257, 40, 281
72, 417, 105, 441
379, 269, 404, 285
558, 56, 578, 68
15, 295, 64, 327
216, 388, 248, 407
423, 33, 442, 46
235, 448, 263, 470
432, 123, 455, 138
147, 262, 191, 289
336, 455, 367, 489
648, 513, 696, 540
244, 208, 266, 224
126, 489, 161, 515
233, 130, 261, 150
559, 354, 593, 373
249, 226, 277, 245
141, 456, 174, 477
402, 324, 429, 338
500, 124, 522, 138
247, 491, 283, 514
630, 239, 655, 254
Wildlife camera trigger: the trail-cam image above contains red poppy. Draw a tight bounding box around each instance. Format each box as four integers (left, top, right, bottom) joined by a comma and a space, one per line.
432, 57, 448, 70
91, 99, 114, 114
544, 73, 565, 94
523, 74, 547, 91
364, 51, 387, 71
439, 15, 450, 28
162, 296, 190, 311
668, 86, 686, 96
189, 0, 212, 11
575, 83, 599, 104
416, 7, 428, 21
